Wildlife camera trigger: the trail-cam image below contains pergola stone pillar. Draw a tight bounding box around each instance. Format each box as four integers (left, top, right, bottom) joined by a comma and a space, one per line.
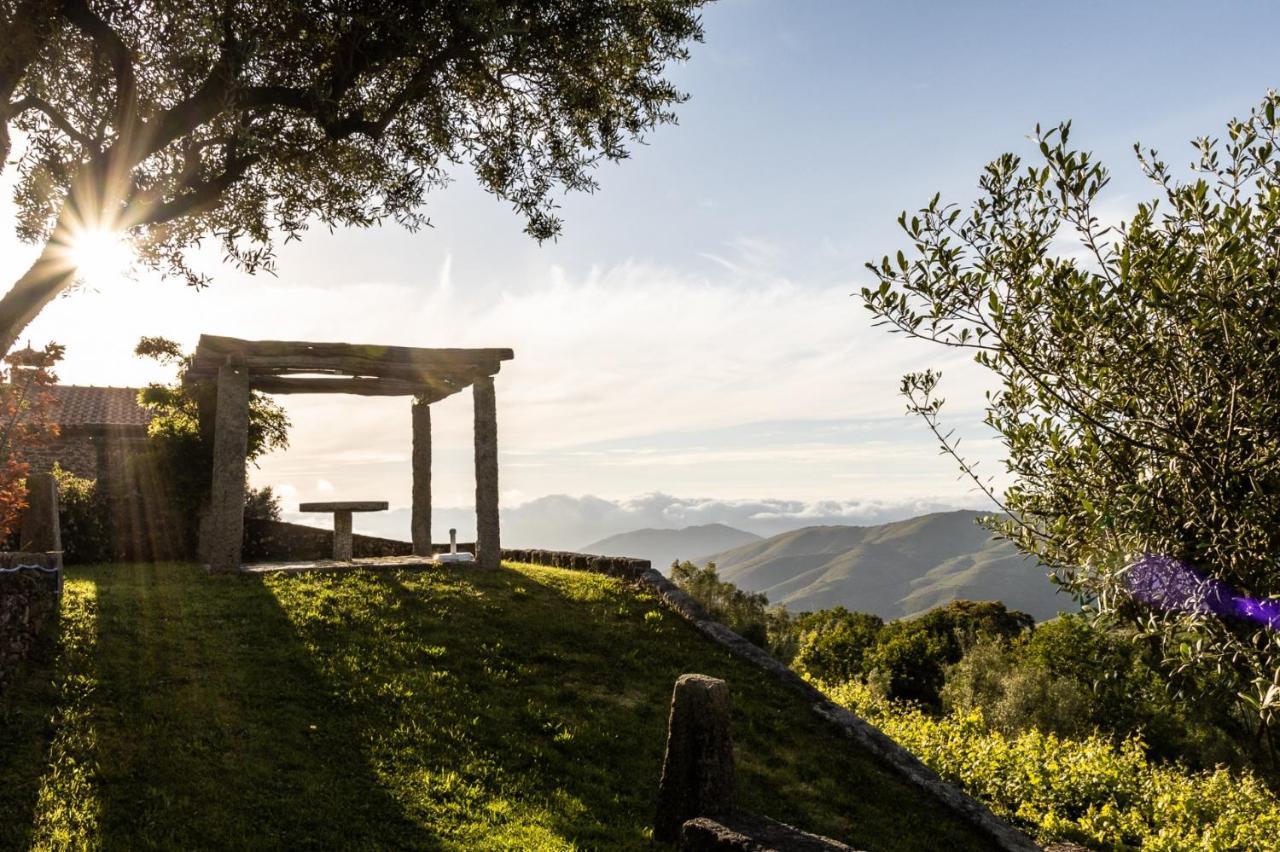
411, 397, 432, 557
205, 360, 251, 573
473, 374, 500, 569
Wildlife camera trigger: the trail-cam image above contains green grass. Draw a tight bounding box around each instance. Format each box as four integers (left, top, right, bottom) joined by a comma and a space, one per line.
0, 562, 993, 850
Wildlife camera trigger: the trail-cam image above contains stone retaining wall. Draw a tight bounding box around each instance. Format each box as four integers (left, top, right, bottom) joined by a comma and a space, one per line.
244, 519, 417, 562
504, 548, 1039, 852
0, 553, 59, 692
242, 519, 480, 563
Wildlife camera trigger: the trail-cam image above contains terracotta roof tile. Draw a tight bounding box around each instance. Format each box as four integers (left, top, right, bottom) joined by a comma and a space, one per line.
45, 386, 152, 428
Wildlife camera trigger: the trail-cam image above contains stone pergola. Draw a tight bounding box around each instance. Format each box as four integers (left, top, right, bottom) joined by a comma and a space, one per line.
185, 334, 513, 573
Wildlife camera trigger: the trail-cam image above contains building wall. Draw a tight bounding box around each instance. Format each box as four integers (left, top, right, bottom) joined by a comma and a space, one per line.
23, 427, 148, 483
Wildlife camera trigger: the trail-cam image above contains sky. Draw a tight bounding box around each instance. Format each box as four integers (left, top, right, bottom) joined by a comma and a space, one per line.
3, 1, 1279, 548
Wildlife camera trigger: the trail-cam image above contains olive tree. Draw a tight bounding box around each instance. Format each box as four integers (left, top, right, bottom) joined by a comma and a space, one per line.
0, 0, 707, 354
862, 92, 1280, 751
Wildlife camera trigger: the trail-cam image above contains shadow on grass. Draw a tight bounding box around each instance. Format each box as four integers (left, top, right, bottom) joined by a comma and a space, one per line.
0, 563, 437, 850
0, 607, 71, 849
299, 563, 994, 851
3, 562, 995, 851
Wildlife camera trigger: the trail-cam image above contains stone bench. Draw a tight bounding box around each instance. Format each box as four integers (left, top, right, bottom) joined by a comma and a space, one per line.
298, 501, 389, 561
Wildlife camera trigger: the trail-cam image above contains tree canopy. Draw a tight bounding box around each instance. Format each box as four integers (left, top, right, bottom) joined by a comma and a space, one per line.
0, 0, 708, 353
863, 92, 1280, 742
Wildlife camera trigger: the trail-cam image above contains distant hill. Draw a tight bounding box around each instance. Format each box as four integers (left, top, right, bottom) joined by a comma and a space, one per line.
582, 523, 762, 569
704, 510, 1073, 621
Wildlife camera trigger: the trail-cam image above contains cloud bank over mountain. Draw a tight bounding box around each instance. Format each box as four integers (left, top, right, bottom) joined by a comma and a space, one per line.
293, 491, 990, 552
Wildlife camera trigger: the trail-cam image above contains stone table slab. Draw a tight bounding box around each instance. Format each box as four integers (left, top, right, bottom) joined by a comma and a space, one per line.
298, 501, 390, 561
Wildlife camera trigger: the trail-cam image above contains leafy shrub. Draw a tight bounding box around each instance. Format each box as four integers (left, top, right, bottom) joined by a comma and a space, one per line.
793, 608, 884, 682
861, 600, 1033, 707
245, 486, 282, 521
51, 464, 111, 564
822, 679, 1280, 850
942, 615, 1249, 771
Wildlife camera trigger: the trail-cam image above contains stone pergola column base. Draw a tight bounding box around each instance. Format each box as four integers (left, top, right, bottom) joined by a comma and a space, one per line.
204, 361, 251, 573
411, 398, 432, 557
473, 375, 500, 569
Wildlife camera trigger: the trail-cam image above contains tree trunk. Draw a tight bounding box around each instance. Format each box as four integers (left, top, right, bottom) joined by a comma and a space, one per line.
0, 233, 77, 357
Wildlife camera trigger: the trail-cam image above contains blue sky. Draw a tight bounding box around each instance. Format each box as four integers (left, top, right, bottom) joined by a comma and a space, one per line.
4, 1, 1278, 546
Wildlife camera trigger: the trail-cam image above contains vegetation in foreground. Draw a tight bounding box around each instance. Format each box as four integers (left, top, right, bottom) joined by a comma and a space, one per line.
0, 562, 992, 851
671, 560, 1280, 849
824, 680, 1280, 851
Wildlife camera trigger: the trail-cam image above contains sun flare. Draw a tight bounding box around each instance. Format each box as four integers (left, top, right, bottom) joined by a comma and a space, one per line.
67, 228, 132, 288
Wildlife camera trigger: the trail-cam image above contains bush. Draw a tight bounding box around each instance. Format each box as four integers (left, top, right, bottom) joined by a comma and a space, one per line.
822, 679, 1280, 850
793, 608, 884, 682
51, 464, 111, 565
861, 600, 1033, 707
245, 486, 282, 521
941, 615, 1249, 771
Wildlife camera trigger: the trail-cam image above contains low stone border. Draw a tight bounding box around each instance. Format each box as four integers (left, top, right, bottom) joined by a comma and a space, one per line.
0, 552, 60, 692
506, 549, 1039, 852
680, 813, 858, 851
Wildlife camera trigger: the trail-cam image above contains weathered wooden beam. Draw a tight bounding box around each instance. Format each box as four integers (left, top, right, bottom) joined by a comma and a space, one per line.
248, 376, 452, 397
196, 334, 513, 369
186, 353, 491, 385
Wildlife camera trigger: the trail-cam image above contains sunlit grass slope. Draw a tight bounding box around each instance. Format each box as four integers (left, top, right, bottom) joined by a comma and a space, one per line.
0, 562, 993, 850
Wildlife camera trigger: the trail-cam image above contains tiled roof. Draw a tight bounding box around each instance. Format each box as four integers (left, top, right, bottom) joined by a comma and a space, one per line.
45, 385, 152, 428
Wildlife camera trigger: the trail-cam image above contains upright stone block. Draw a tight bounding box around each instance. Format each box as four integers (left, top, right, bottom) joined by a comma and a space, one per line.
19, 471, 61, 554
411, 398, 432, 557
333, 510, 353, 561
654, 674, 736, 843
473, 375, 500, 569
205, 360, 251, 573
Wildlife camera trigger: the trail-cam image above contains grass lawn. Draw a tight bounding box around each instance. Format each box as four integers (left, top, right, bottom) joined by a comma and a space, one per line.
0, 562, 994, 850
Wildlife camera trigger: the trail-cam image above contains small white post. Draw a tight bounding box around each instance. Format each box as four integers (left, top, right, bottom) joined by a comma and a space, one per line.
449, 528, 458, 555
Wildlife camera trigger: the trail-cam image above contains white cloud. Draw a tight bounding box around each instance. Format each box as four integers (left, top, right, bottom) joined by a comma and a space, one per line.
16, 246, 998, 515
333, 490, 992, 550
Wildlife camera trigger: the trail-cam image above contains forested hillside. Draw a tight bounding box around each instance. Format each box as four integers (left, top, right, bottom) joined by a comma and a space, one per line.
707, 511, 1070, 621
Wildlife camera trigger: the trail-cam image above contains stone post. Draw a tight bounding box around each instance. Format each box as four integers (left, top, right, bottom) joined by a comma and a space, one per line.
473, 374, 500, 569
654, 674, 736, 843
205, 360, 251, 573
19, 471, 61, 554
333, 510, 353, 561
411, 397, 432, 557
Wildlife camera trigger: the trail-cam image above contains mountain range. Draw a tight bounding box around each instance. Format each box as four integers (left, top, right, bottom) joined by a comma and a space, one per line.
581, 523, 762, 570
703, 510, 1072, 621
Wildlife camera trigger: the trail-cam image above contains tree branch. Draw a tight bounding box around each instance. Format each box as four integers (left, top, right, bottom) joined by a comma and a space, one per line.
62, 0, 138, 137
131, 151, 260, 227
8, 94, 98, 149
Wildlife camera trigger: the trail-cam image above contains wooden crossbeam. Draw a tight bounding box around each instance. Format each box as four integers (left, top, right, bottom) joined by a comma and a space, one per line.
249, 376, 453, 397
194, 335, 511, 371
185, 335, 511, 403
185, 353, 484, 384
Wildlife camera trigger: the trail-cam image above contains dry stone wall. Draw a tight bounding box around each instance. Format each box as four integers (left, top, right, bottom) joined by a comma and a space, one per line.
243, 519, 416, 562
0, 554, 58, 692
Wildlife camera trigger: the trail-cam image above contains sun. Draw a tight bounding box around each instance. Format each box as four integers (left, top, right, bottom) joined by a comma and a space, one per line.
67, 227, 133, 288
